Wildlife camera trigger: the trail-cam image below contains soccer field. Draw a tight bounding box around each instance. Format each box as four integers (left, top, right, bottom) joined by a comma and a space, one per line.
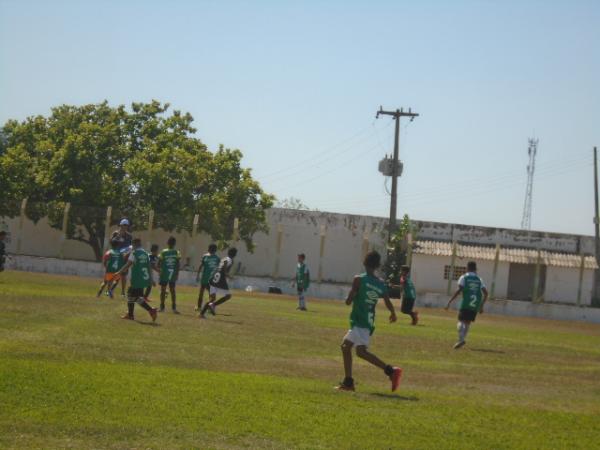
1, 271, 599, 449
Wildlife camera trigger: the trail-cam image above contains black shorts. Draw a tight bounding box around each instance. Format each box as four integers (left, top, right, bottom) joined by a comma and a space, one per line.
297, 287, 304, 294
128, 287, 145, 298
458, 309, 477, 322
401, 297, 416, 314
160, 280, 176, 288
200, 282, 210, 289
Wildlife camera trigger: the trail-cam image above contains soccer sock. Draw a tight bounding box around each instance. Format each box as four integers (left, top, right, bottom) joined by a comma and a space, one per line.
458, 322, 467, 341
136, 297, 152, 311
343, 376, 354, 386
127, 299, 135, 317
213, 296, 230, 307
160, 290, 166, 308
463, 323, 471, 341
299, 294, 305, 308
171, 292, 176, 309
383, 365, 394, 377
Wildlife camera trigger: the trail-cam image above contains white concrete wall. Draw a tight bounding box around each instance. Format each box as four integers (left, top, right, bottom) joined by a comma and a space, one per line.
411, 254, 510, 299
545, 266, 593, 306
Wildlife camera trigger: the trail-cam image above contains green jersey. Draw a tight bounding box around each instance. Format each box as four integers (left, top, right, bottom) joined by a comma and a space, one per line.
401, 275, 416, 300
200, 253, 220, 284
159, 248, 181, 283
105, 249, 126, 274
458, 272, 486, 312
296, 263, 310, 290
350, 273, 388, 335
129, 248, 152, 289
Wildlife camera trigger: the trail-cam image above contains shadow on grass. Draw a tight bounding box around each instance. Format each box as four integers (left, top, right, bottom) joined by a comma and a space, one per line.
137, 321, 161, 327
470, 348, 505, 354
369, 393, 419, 401
216, 319, 244, 325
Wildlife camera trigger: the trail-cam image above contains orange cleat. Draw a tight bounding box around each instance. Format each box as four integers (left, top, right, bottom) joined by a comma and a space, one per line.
390, 367, 403, 392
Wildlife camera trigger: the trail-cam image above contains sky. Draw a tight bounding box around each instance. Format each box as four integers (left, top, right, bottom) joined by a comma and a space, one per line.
1, 0, 598, 236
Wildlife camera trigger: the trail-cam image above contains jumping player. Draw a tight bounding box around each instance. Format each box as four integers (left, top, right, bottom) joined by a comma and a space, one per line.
336, 251, 403, 392
445, 261, 488, 349
158, 237, 181, 313
114, 238, 157, 322
195, 244, 220, 312
396, 265, 419, 325
143, 244, 160, 300
200, 247, 237, 318
292, 253, 310, 311
97, 239, 125, 298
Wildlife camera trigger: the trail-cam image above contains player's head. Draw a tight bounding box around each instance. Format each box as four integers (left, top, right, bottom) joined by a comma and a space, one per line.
208, 244, 217, 254
228, 247, 238, 258
150, 244, 159, 254
400, 265, 410, 275
363, 251, 381, 271
0, 230, 6, 240
298, 253, 305, 262
467, 261, 477, 272
110, 239, 120, 249
119, 218, 129, 230
132, 238, 142, 248
167, 236, 176, 248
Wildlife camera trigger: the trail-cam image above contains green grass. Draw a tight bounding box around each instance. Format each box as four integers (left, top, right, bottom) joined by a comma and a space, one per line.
1, 271, 600, 449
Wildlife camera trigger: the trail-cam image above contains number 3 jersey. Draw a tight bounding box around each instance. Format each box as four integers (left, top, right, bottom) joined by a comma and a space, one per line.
209, 256, 233, 290
350, 273, 388, 335
128, 248, 152, 289
458, 272, 486, 312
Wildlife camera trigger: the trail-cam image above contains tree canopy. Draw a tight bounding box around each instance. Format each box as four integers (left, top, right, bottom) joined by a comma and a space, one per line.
0, 100, 274, 260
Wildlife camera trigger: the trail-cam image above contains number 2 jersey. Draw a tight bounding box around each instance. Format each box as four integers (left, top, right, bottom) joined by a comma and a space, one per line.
128, 248, 152, 289
458, 272, 486, 312
350, 273, 389, 335
209, 256, 233, 290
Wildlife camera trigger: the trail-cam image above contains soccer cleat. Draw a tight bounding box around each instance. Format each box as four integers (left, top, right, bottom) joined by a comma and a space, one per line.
172, 309, 180, 315
159, 306, 165, 313
208, 302, 216, 316
334, 383, 355, 392
194, 306, 199, 311
454, 341, 466, 349
149, 308, 157, 322
121, 313, 134, 320
390, 367, 403, 392
411, 312, 419, 326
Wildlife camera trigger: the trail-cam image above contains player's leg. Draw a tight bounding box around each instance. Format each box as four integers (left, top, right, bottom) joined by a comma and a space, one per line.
355, 345, 403, 391
135, 293, 157, 322
97, 280, 107, 297
121, 272, 127, 296
159, 282, 167, 312
196, 284, 206, 311
336, 339, 355, 390
200, 287, 217, 317
123, 287, 136, 320
212, 293, 231, 307
170, 282, 178, 313
144, 284, 152, 300
298, 288, 307, 311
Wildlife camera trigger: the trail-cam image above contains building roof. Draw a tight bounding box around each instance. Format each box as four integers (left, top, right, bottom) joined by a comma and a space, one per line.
413, 240, 599, 270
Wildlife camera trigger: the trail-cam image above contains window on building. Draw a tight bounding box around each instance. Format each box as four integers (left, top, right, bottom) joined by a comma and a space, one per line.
444, 265, 466, 280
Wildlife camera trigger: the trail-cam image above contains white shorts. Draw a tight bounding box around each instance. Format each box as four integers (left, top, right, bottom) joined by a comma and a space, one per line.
210, 286, 230, 297
342, 327, 371, 347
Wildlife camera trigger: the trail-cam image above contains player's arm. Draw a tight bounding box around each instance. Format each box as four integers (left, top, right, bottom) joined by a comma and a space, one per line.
446, 287, 463, 310
196, 259, 204, 279
345, 276, 361, 305
480, 287, 489, 313
174, 252, 181, 279
115, 258, 133, 276
383, 292, 397, 323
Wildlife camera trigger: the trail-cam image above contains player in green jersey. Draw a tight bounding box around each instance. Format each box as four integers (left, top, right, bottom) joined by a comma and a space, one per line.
292, 253, 310, 311
195, 244, 220, 312
114, 238, 157, 322
143, 244, 160, 300
97, 239, 125, 298
395, 265, 419, 325
446, 261, 488, 349
336, 251, 403, 392
158, 236, 181, 313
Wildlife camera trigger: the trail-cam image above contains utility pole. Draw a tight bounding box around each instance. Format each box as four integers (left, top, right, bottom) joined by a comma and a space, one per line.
593, 147, 599, 303
376, 106, 419, 241
521, 138, 538, 230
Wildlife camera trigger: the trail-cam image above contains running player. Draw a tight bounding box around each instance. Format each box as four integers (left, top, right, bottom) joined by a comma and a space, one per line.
336, 251, 403, 392
195, 244, 220, 312
292, 253, 310, 311
114, 238, 157, 322
143, 244, 160, 300
158, 237, 181, 313
200, 247, 237, 318
396, 265, 419, 325
97, 239, 125, 298
445, 261, 488, 349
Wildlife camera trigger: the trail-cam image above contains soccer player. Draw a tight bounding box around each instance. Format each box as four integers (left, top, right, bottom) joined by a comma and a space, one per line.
158, 237, 181, 313
445, 261, 489, 349
114, 238, 157, 322
0, 230, 7, 272
396, 265, 419, 325
200, 247, 237, 318
143, 244, 160, 300
336, 251, 403, 392
111, 218, 133, 297
293, 253, 310, 311
97, 239, 125, 298
195, 244, 220, 312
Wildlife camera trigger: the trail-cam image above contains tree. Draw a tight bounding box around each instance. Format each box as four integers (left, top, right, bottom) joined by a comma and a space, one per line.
275, 197, 309, 210
0, 101, 274, 260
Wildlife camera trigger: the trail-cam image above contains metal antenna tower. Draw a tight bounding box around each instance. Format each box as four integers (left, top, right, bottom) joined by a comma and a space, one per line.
521, 138, 539, 230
